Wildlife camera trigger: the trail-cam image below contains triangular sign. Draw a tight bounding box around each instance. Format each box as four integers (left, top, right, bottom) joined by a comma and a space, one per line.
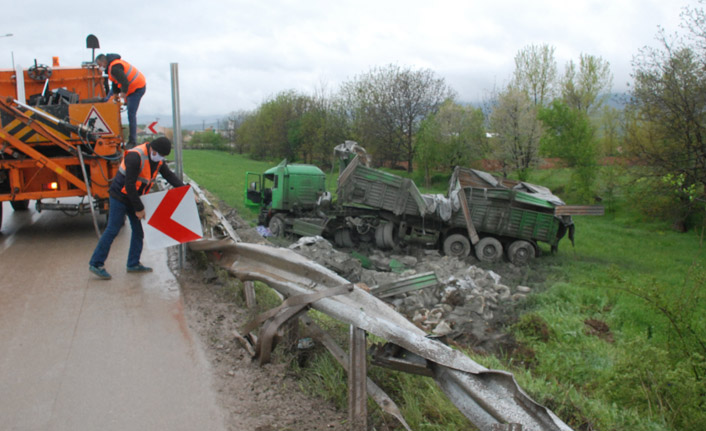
83, 106, 113, 135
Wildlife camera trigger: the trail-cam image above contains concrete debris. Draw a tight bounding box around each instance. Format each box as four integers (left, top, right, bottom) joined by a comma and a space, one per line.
290, 236, 531, 352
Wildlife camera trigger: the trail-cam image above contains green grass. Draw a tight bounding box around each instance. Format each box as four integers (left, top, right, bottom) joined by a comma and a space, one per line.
182, 151, 706, 431
182, 149, 276, 219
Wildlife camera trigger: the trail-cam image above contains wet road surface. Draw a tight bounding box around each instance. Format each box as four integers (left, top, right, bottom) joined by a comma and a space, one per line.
0, 201, 227, 431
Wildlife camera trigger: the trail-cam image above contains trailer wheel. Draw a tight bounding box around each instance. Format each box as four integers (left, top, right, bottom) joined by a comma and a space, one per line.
475, 237, 503, 262
268, 214, 286, 237
334, 229, 354, 248
374, 224, 387, 249
382, 222, 396, 248
10, 200, 29, 211
443, 234, 471, 258
506, 240, 535, 265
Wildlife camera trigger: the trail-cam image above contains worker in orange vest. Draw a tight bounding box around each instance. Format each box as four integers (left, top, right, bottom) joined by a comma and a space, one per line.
96, 53, 146, 149
89, 137, 184, 280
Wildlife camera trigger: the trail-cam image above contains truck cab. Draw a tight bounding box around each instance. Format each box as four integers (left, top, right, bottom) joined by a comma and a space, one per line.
245, 160, 327, 232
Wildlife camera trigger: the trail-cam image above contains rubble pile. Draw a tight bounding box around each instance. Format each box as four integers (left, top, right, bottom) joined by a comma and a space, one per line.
289, 236, 531, 351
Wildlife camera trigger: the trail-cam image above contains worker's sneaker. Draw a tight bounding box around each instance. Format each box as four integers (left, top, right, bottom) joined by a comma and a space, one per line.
127, 263, 153, 273
89, 265, 112, 280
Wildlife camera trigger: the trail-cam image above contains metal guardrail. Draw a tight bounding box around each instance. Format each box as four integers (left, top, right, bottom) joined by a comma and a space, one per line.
189, 238, 574, 431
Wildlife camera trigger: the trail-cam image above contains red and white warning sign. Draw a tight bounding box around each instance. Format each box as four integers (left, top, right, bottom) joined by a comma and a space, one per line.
140, 185, 203, 249
83, 106, 114, 136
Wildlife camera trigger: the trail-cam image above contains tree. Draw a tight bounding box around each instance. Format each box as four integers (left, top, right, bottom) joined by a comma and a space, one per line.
538, 100, 598, 201
339, 64, 454, 171
512, 44, 558, 106
627, 3, 706, 231
488, 87, 542, 181
414, 99, 487, 186
221, 110, 250, 154
561, 53, 613, 114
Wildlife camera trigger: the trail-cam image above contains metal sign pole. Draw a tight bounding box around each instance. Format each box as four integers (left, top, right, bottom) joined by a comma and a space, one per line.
170, 63, 185, 269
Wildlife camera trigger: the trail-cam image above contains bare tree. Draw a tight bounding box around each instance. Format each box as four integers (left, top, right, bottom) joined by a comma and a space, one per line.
222, 110, 250, 154
339, 64, 454, 171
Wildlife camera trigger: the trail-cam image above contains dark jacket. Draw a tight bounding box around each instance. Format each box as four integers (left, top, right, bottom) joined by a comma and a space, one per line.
110, 144, 184, 212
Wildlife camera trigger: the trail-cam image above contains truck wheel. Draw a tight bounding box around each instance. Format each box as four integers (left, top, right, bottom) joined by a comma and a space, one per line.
382, 222, 396, 249
268, 214, 286, 237
10, 200, 29, 211
506, 240, 535, 265
334, 229, 354, 247
443, 234, 471, 258
375, 224, 387, 249
475, 237, 503, 262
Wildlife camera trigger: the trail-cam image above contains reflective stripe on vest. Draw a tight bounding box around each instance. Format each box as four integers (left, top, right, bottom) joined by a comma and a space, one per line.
118, 143, 162, 195
108, 59, 146, 95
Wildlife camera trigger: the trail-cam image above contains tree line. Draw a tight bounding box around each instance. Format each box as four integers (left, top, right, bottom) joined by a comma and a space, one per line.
191, 2, 706, 232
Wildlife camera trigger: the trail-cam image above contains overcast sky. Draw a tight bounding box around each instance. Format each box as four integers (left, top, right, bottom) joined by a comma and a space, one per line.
2, 0, 692, 124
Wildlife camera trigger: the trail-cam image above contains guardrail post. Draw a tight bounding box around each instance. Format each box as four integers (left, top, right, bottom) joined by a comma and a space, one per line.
348, 326, 367, 430
243, 280, 256, 309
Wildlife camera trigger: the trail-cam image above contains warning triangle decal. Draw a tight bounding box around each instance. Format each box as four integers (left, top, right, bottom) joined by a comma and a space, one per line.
84, 107, 113, 136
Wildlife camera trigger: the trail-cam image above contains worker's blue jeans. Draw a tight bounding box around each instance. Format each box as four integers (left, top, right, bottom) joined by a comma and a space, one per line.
89, 196, 144, 268
126, 86, 146, 148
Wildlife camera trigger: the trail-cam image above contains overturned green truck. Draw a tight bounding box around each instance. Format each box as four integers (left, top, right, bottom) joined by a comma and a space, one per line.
245, 142, 602, 264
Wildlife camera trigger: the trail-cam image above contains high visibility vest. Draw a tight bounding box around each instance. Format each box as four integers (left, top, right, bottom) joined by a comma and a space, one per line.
108, 59, 146, 95
118, 143, 162, 195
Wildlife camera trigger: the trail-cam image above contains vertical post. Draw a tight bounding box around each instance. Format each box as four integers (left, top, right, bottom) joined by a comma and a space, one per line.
170, 63, 185, 269
348, 326, 367, 431
243, 280, 257, 309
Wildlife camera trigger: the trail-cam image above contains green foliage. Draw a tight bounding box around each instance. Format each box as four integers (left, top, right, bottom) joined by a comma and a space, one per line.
627, 7, 706, 230
538, 100, 599, 201
488, 86, 542, 180
512, 43, 558, 106
561, 53, 613, 114
188, 129, 227, 151
414, 99, 487, 187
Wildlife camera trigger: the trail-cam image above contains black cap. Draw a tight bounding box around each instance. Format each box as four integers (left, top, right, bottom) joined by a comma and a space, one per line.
150, 137, 172, 156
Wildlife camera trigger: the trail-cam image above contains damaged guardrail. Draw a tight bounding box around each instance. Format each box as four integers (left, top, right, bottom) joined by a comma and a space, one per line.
189, 238, 573, 431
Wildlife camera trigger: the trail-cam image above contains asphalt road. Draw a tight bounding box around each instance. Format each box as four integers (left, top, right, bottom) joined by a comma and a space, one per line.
0, 200, 227, 431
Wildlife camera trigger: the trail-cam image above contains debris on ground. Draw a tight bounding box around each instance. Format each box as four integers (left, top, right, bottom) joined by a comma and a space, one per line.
288, 235, 534, 353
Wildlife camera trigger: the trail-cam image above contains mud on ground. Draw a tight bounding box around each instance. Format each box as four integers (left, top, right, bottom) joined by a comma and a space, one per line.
170, 195, 548, 430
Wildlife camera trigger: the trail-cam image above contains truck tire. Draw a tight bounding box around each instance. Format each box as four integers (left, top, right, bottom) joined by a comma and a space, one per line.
443, 234, 471, 258
506, 240, 536, 265
375, 224, 388, 249
10, 200, 29, 211
268, 214, 286, 237
334, 228, 354, 248
475, 237, 503, 262
382, 222, 396, 249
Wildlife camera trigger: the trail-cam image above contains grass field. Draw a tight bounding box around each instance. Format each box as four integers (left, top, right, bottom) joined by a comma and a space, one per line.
183, 150, 706, 430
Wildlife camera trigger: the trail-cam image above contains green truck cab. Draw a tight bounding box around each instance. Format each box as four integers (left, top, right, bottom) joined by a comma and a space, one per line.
245, 160, 327, 235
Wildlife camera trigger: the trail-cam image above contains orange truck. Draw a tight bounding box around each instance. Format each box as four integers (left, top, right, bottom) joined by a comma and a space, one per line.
0, 35, 124, 232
